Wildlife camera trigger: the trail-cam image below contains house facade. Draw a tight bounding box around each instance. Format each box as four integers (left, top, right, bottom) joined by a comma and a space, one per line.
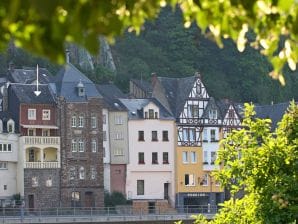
8, 83, 61, 208
121, 98, 176, 211
53, 63, 104, 207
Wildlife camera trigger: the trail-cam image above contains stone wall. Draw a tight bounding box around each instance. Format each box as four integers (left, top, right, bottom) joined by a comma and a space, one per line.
24, 168, 60, 208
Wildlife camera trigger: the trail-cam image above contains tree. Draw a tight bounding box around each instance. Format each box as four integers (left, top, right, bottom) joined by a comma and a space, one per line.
213, 102, 298, 223
1, 0, 298, 83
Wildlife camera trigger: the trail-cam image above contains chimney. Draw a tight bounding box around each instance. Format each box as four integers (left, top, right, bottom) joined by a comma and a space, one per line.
151, 72, 157, 87
2, 83, 9, 111
194, 71, 201, 79
65, 49, 70, 63
8, 61, 14, 72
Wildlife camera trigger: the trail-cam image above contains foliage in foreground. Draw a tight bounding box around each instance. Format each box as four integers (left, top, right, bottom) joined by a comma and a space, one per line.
178, 102, 298, 223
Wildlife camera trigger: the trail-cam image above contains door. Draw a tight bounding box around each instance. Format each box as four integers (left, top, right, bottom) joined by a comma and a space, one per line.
164, 183, 169, 200
85, 192, 94, 207
28, 194, 34, 210
29, 149, 35, 162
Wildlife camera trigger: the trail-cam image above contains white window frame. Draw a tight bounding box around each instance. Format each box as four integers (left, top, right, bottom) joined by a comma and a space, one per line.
202, 174, 209, 186
185, 174, 195, 186
78, 140, 84, 152
79, 167, 85, 179
28, 109, 36, 120
203, 151, 208, 164
114, 148, 124, 156
91, 116, 97, 128
42, 109, 51, 120
78, 116, 84, 127
42, 129, 50, 136
209, 109, 217, 119
71, 115, 77, 127
71, 139, 77, 152
32, 176, 38, 187
182, 151, 189, 164
69, 166, 76, 180
91, 139, 97, 152
46, 177, 52, 187
0, 162, 7, 169
190, 151, 197, 163
115, 132, 123, 140
115, 115, 123, 125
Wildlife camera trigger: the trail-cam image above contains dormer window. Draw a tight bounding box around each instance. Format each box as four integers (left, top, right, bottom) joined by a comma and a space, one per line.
154, 112, 158, 119
0, 119, 3, 133
149, 109, 154, 119
209, 109, 217, 119
7, 119, 15, 133
77, 80, 85, 97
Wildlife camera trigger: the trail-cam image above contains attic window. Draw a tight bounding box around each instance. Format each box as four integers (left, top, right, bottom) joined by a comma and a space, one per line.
77, 80, 85, 97
149, 109, 154, 119
209, 110, 217, 119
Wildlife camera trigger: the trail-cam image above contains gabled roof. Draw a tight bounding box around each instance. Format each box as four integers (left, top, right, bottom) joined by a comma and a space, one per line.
216, 99, 243, 119
9, 83, 56, 104
8, 67, 52, 84
155, 76, 196, 117
255, 102, 290, 130
96, 84, 127, 111
119, 98, 174, 120
53, 63, 101, 102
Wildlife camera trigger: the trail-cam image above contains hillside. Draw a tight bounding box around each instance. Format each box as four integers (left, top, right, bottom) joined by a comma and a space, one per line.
112, 7, 298, 104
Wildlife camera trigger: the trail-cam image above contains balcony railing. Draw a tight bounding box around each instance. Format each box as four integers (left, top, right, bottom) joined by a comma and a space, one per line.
24, 161, 60, 169
23, 136, 60, 146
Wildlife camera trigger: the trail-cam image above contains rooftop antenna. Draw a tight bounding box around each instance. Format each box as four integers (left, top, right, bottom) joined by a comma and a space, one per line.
34, 64, 41, 96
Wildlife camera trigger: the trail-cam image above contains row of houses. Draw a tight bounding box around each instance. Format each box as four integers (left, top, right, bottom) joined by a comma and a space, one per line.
0, 62, 290, 212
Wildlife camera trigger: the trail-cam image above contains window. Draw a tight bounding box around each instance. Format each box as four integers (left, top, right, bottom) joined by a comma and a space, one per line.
210, 129, 216, 142
209, 109, 217, 119
190, 152, 197, 163
196, 83, 202, 96
114, 148, 124, 156
91, 139, 97, 152
152, 131, 158, 141
7, 144, 11, 152
3, 144, 6, 152
79, 167, 85, 179
211, 151, 217, 165
91, 116, 97, 128
102, 114, 106, 124
7, 122, 14, 133
4, 185, 7, 190
69, 167, 76, 180
228, 109, 235, 118
28, 109, 36, 120
163, 152, 169, 164
115, 115, 123, 125
71, 139, 77, 152
162, 131, 169, 141
78, 116, 84, 127
103, 131, 107, 141
152, 152, 158, 164
46, 177, 52, 187
201, 174, 209, 186
28, 129, 36, 136
154, 112, 158, 119
182, 151, 189, 163
188, 105, 199, 117
203, 129, 208, 142
189, 128, 195, 142
203, 151, 208, 164
103, 147, 106, 158
78, 140, 84, 152
144, 112, 148, 119
149, 109, 154, 119
138, 152, 145, 164
32, 177, 38, 187
42, 109, 51, 120
115, 132, 123, 140
71, 115, 76, 127
71, 191, 81, 207
185, 174, 195, 186
91, 167, 96, 179
137, 180, 144, 195
138, 131, 144, 141
0, 162, 7, 169
42, 129, 50, 136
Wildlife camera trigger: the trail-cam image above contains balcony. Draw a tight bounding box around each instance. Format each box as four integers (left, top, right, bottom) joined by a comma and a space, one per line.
24, 161, 60, 169
22, 136, 60, 146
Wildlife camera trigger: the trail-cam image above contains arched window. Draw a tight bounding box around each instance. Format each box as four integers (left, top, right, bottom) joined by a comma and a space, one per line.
7, 119, 15, 133
79, 167, 85, 180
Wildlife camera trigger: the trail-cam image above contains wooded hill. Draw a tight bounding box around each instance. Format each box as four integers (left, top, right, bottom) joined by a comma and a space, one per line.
0, 7, 297, 104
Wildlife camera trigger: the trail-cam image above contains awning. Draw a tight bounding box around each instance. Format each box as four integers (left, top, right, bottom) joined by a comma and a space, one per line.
20, 124, 59, 129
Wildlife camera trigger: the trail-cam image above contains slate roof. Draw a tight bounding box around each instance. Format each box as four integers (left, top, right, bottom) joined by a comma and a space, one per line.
130, 79, 152, 96
0, 111, 16, 133
96, 84, 127, 111
202, 97, 223, 119
255, 102, 290, 130
119, 98, 174, 120
156, 76, 196, 118
9, 83, 56, 104
53, 63, 101, 102
8, 67, 52, 84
